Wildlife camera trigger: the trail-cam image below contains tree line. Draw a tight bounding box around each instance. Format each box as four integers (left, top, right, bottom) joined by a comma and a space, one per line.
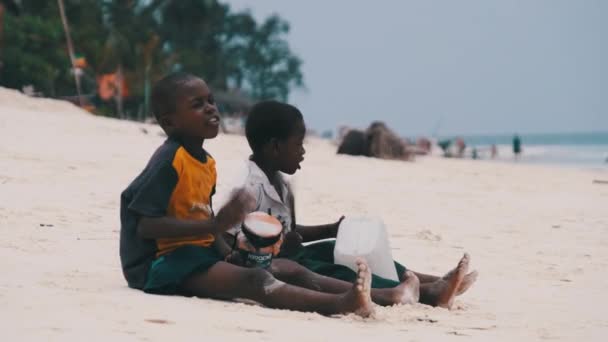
0, 0, 304, 119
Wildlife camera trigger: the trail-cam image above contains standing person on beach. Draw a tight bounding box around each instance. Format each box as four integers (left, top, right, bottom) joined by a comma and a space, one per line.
220, 100, 478, 309
513, 135, 522, 161
119, 73, 375, 317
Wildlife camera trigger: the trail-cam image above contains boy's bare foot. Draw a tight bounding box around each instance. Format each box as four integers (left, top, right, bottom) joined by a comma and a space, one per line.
392, 271, 420, 304
423, 253, 469, 309
337, 258, 375, 317
455, 270, 478, 296
441, 254, 478, 296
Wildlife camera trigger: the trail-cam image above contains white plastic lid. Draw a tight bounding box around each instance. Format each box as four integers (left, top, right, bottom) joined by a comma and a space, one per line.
243, 211, 282, 237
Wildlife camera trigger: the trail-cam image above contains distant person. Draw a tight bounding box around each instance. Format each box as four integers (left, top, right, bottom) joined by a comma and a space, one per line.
455, 138, 466, 158
513, 135, 522, 161
416, 137, 432, 155
491, 144, 498, 159
472, 148, 479, 160
438, 139, 452, 157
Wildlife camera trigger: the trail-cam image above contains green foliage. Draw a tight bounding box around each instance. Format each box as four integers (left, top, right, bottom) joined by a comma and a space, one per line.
2, 13, 71, 96
239, 15, 304, 101
0, 0, 304, 118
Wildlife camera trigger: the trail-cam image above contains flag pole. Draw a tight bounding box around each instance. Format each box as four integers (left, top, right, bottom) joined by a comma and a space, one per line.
57, 0, 84, 107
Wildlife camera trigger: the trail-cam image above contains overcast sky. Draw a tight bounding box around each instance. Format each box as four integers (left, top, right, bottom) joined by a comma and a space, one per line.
224, 0, 607, 137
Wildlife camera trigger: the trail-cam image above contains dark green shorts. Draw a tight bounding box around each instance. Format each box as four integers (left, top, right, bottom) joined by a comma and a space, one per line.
143, 245, 222, 295
292, 240, 408, 289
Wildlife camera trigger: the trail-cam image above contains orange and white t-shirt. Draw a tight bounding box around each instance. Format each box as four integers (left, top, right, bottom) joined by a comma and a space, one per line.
120, 137, 216, 289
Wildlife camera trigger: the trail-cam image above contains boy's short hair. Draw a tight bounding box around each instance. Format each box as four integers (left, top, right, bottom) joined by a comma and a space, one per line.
151, 72, 200, 129
245, 101, 304, 153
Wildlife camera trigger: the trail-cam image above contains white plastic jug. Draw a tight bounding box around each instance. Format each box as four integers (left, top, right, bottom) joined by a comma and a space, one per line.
333, 217, 399, 282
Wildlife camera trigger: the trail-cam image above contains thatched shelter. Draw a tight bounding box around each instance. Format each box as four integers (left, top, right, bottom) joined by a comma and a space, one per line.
337, 121, 414, 161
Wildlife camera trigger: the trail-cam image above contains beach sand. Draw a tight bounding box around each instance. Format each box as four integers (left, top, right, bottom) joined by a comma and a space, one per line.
1, 88, 607, 341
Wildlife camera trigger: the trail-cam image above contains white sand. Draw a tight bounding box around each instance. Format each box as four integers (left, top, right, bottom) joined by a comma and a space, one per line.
1, 87, 607, 341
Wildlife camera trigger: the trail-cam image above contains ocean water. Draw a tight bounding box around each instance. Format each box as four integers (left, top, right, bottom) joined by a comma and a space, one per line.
440, 132, 608, 169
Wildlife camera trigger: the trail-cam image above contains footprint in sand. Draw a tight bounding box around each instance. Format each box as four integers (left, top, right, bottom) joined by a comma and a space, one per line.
415, 229, 442, 242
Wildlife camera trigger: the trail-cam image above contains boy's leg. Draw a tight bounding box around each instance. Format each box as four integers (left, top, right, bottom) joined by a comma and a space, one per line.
298, 253, 410, 290
392, 263, 477, 296
179, 260, 374, 317
454, 270, 478, 296
417, 253, 470, 309
410, 271, 440, 283
408, 269, 478, 296
302, 242, 476, 299
271, 258, 419, 306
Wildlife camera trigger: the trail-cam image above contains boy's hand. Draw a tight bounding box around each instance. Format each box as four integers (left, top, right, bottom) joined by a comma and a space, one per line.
280, 231, 303, 257
215, 189, 255, 232
328, 215, 345, 237
224, 250, 244, 266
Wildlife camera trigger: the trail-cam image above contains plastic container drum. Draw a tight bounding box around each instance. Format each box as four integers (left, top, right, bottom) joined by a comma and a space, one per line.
333, 217, 398, 281
237, 211, 284, 268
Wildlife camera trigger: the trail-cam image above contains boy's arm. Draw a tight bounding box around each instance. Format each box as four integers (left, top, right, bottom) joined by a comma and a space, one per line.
138, 216, 224, 239
295, 216, 345, 242
212, 233, 234, 258
213, 233, 245, 265
137, 189, 254, 240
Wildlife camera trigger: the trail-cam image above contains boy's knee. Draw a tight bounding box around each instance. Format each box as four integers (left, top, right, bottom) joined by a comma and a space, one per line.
244, 267, 287, 297
245, 267, 274, 288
